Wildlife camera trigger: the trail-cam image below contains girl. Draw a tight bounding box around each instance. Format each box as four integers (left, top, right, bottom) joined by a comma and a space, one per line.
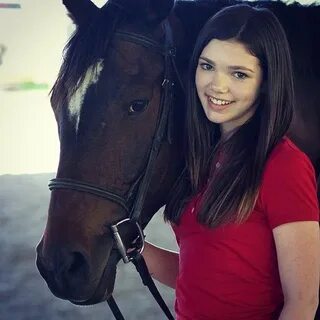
142, 4, 320, 319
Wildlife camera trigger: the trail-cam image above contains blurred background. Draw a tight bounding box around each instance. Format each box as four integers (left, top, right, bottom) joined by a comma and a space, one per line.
0, 1, 177, 319
0, 0, 317, 319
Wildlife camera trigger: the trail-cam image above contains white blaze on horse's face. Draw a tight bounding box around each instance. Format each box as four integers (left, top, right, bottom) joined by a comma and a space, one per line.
68, 59, 104, 131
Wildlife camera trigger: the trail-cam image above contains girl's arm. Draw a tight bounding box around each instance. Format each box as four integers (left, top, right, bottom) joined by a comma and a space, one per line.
273, 221, 320, 320
141, 241, 179, 289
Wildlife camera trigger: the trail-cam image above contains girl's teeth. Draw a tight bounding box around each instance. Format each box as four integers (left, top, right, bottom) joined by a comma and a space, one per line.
209, 97, 231, 105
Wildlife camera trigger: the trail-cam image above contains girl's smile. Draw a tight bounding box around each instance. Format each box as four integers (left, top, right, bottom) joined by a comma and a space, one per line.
206, 94, 234, 111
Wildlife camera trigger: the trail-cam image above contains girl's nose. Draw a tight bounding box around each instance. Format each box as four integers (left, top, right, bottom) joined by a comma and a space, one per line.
209, 74, 229, 93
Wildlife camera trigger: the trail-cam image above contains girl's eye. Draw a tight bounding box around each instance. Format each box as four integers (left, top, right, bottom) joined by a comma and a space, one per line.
233, 71, 248, 80
199, 63, 214, 71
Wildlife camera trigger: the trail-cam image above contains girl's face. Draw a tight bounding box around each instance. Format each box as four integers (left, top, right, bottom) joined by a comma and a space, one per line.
195, 39, 263, 137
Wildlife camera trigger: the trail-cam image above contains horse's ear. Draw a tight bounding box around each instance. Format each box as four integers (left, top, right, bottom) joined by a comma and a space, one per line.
63, 0, 99, 26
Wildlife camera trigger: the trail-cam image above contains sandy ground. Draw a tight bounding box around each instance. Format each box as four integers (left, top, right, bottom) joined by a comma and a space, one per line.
0, 173, 177, 320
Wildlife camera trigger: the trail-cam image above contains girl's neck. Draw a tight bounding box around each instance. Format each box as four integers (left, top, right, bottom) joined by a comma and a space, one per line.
220, 127, 237, 142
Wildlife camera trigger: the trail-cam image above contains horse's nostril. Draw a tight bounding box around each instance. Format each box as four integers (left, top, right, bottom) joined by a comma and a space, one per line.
61, 252, 89, 281
67, 251, 87, 276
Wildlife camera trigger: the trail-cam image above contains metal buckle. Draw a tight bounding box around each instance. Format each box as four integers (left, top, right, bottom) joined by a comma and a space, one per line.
110, 218, 145, 264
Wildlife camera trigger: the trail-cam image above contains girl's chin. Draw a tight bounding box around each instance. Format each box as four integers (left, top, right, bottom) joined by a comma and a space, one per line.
205, 112, 227, 124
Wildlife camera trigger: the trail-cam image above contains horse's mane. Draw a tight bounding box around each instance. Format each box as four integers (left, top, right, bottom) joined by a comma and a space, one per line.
51, 3, 124, 108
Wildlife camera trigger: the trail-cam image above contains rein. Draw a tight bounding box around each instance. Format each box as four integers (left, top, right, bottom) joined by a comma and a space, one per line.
48, 20, 181, 320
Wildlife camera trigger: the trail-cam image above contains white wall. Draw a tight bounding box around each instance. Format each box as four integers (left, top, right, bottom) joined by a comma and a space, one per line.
0, 0, 106, 85
0, 1, 106, 175
0, 0, 317, 175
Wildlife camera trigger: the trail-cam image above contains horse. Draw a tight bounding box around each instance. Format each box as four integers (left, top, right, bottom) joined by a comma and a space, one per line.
36, 0, 320, 315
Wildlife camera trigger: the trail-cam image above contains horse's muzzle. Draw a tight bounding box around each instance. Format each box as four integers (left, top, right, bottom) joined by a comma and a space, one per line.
36, 239, 121, 304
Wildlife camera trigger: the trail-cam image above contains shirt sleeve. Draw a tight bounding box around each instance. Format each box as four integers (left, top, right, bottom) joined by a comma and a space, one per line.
260, 144, 319, 229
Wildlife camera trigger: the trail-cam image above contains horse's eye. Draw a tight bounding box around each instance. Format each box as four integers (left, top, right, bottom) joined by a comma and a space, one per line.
128, 99, 149, 115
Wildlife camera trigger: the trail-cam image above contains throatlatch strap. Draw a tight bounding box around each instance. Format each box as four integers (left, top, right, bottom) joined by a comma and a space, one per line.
105, 19, 176, 320
132, 253, 175, 320
107, 296, 125, 320
106, 253, 174, 320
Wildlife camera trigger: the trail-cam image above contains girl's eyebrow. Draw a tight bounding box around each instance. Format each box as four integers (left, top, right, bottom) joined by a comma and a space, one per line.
199, 56, 255, 73
228, 65, 254, 73
199, 56, 215, 65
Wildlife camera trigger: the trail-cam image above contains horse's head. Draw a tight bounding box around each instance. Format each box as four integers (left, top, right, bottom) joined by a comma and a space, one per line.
36, 0, 184, 305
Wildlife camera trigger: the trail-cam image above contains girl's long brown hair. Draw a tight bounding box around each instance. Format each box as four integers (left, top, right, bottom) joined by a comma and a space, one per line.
165, 5, 294, 227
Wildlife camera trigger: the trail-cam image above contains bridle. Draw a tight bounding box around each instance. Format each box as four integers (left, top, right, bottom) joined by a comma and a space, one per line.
48, 20, 180, 320
48, 19, 183, 320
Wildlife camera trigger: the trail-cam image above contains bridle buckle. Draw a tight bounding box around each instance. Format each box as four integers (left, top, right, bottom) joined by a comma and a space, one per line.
110, 218, 145, 264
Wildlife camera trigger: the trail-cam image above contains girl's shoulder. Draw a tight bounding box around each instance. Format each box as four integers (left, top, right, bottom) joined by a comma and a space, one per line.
264, 136, 314, 176
259, 137, 319, 228
260, 136, 317, 201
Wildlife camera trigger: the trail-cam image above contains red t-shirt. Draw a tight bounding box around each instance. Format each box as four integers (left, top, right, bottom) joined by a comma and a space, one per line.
172, 138, 319, 320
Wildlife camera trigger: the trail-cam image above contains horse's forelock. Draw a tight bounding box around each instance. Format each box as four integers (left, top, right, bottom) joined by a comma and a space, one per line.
51, 3, 124, 110
51, 0, 177, 110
